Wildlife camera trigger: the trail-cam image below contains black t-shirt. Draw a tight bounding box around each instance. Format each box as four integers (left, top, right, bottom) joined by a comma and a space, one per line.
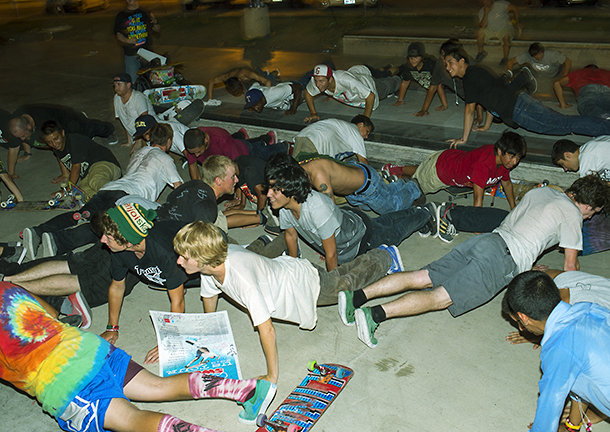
114, 7, 154, 56
53, 133, 120, 179
431, 58, 465, 100
110, 220, 188, 290
462, 66, 519, 128
12, 104, 88, 148
398, 57, 437, 89
156, 180, 218, 224
0, 108, 17, 149
235, 155, 265, 195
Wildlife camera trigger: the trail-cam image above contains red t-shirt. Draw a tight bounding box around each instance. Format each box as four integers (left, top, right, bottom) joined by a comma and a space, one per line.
186, 127, 250, 164
566, 68, 610, 97
436, 145, 510, 189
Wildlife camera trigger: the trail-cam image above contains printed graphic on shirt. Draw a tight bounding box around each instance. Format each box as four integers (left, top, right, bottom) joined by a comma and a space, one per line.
134, 265, 166, 285
123, 13, 148, 45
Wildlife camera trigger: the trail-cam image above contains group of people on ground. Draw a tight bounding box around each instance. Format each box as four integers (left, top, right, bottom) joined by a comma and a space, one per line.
2, 0, 610, 431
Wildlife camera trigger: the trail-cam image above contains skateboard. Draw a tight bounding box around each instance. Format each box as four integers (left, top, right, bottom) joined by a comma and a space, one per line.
158, 98, 204, 126
0, 195, 78, 212
444, 186, 481, 202
255, 361, 354, 432
488, 179, 563, 202
144, 85, 207, 106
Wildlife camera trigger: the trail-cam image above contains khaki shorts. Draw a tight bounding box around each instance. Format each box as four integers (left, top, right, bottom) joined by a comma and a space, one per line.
214, 212, 228, 234
481, 26, 515, 43
293, 136, 317, 160
80, 161, 122, 197
412, 150, 446, 194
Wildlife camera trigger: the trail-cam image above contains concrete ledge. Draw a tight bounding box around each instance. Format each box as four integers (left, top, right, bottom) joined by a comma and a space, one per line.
343, 35, 610, 70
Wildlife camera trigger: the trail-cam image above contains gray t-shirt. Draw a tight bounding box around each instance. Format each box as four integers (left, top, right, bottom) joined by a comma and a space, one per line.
279, 191, 366, 264
515, 49, 566, 77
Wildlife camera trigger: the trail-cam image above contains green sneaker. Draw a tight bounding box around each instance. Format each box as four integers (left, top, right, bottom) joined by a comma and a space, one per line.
355, 307, 379, 348
237, 380, 276, 425
338, 291, 356, 326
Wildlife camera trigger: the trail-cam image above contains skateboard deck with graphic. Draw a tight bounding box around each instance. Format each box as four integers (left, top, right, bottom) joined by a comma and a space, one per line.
144, 84, 207, 106
0, 198, 78, 212
255, 361, 353, 432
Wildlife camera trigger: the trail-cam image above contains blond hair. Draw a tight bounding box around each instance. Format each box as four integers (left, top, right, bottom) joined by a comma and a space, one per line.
173, 221, 227, 268
201, 155, 236, 187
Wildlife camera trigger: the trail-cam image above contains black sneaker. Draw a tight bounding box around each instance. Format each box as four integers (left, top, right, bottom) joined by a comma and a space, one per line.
59, 314, 83, 328
418, 202, 437, 238
437, 202, 458, 244
108, 132, 119, 145
474, 50, 488, 63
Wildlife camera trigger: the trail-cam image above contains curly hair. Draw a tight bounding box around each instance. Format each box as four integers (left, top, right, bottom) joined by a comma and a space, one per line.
173, 221, 228, 268
264, 153, 311, 204
91, 211, 130, 246
565, 172, 610, 214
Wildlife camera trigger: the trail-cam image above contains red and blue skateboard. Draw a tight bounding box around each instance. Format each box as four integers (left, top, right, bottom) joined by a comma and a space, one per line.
255, 361, 354, 432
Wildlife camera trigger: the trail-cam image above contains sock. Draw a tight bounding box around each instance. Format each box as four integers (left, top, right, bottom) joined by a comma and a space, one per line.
352, 289, 368, 309
157, 414, 219, 432
188, 373, 256, 403
371, 305, 387, 323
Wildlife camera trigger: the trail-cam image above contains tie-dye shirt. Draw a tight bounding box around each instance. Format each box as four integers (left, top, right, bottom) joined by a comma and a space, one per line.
0, 282, 110, 416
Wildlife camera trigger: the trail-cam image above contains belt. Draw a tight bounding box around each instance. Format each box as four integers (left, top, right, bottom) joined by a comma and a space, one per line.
354, 163, 373, 195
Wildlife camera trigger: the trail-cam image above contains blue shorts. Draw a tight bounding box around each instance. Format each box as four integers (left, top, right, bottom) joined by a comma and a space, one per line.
57, 346, 131, 432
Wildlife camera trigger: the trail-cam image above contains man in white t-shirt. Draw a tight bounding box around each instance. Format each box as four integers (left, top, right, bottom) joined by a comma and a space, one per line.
293, 116, 372, 164
475, 0, 521, 65
304, 64, 401, 121
113, 72, 157, 150
23, 123, 183, 259
339, 174, 610, 348
552, 136, 610, 256
133, 114, 189, 158
173, 221, 394, 385
244, 82, 302, 116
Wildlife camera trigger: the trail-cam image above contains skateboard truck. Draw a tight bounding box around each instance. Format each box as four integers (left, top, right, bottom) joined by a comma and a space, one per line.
256, 414, 300, 432
1, 194, 16, 209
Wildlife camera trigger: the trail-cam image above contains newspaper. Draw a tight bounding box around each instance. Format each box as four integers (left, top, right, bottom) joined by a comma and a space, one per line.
150, 310, 242, 379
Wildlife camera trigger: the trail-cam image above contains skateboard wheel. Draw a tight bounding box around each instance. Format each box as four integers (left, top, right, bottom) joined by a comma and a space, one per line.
48, 199, 56, 206
73, 213, 81, 221
287, 424, 299, 432
0, 202, 6, 209
307, 360, 317, 372
255, 414, 267, 427
55, 192, 62, 199
7, 194, 15, 201
81, 210, 91, 219
60, 182, 68, 188
75, 194, 82, 200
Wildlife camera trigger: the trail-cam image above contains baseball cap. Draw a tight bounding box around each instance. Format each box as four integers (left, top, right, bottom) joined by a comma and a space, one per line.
134, 114, 157, 138
113, 73, 132, 83
313, 64, 333, 78
244, 89, 264, 109
407, 43, 424, 58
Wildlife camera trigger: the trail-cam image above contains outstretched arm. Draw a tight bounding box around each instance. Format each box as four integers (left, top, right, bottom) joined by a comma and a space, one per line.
553, 76, 572, 109
256, 319, 279, 384
0, 173, 23, 202
285, 227, 299, 258
414, 84, 439, 116
363, 92, 376, 118
561, 57, 572, 77
563, 248, 579, 271
304, 90, 319, 123
501, 179, 516, 209
321, 234, 338, 272
447, 102, 476, 148
393, 80, 411, 107
285, 83, 302, 116
101, 278, 126, 344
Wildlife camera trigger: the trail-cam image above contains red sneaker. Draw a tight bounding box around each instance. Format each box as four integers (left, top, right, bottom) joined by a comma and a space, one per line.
238, 127, 250, 140
266, 130, 277, 146
382, 163, 404, 177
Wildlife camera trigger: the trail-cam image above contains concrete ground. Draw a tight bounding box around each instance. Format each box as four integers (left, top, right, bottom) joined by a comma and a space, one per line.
1, 2, 610, 431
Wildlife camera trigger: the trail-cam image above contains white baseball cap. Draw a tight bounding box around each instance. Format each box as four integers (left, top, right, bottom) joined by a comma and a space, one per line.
313, 64, 333, 78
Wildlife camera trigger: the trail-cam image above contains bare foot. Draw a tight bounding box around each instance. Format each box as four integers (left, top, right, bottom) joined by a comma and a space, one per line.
17, 154, 31, 163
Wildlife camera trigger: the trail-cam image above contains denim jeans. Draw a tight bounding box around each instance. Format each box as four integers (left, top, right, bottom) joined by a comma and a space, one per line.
577, 84, 610, 120
125, 55, 141, 83
242, 139, 287, 161
362, 206, 430, 250
449, 205, 509, 233
346, 162, 421, 214
316, 247, 391, 305
513, 93, 610, 136
582, 212, 610, 256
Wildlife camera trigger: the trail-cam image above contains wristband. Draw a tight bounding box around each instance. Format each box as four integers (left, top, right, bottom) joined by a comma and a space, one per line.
106, 325, 119, 332
564, 418, 581, 431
